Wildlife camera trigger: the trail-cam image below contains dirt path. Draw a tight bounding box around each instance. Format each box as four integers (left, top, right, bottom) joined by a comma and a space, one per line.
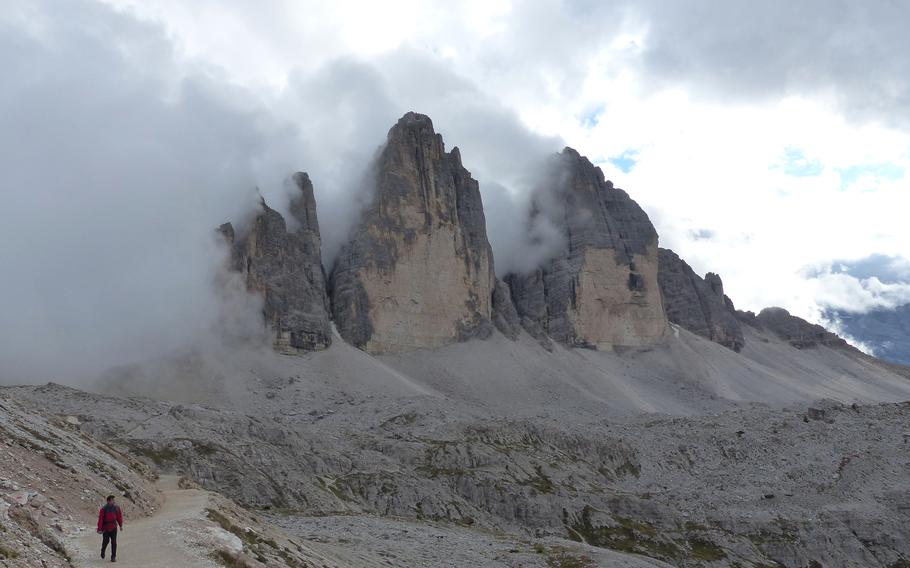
69, 476, 221, 568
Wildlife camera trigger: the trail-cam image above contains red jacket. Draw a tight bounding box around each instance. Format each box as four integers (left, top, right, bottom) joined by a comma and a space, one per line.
97, 504, 123, 532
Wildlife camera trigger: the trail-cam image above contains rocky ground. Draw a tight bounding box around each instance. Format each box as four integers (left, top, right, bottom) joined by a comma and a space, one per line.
0, 391, 349, 567
4, 324, 910, 567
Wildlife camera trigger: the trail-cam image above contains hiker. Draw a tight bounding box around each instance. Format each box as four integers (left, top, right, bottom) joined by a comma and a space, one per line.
97, 494, 124, 562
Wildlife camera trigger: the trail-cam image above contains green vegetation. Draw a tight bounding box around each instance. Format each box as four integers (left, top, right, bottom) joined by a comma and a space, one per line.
517, 465, 555, 494
206, 509, 303, 568
688, 537, 726, 561
598, 458, 641, 480
209, 550, 244, 568
0, 544, 19, 559
569, 507, 681, 561
316, 476, 355, 502
381, 412, 418, 427
544, 547, 595, 568
131, 444, 181, 466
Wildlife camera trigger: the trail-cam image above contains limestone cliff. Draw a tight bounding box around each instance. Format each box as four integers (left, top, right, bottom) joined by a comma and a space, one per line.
220, 172, 332, 351
507, 148, 667, 349
748, 307, 849, 350
657, 248, 744, 351
330, 112, 495, 353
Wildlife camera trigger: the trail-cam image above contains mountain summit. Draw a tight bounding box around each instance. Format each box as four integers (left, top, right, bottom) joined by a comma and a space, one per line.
329, 112, 496, 353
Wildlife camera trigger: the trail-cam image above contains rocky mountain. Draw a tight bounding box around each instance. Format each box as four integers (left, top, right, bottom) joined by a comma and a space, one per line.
657, 248, 744, 351
742, 307, 850, 350
506, 148, 667, 350
220, 172, 332, 351
216, 113, 864, 363
329, 112, 496, 354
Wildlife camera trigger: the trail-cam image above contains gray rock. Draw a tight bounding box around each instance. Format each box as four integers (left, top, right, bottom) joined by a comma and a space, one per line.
491, 279, 521, 340
221, 172, 331, 351
657, 248, 745, 351
507, 148, 666, 349
754, 307, 848, 350
330, 112, 496, 353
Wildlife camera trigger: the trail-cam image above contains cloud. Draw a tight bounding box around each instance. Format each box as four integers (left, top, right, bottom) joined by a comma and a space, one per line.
824, 254, 910, 285
805, 255, 910, 314
0, 1, 567, 383
630, 1, 910, 125
0, 0, 296, 382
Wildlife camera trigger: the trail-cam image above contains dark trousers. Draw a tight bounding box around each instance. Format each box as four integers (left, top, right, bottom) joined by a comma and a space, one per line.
101, 530, 117, 559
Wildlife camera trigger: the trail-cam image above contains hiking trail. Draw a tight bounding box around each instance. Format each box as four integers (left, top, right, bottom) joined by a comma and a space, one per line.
68, 476, 221, 568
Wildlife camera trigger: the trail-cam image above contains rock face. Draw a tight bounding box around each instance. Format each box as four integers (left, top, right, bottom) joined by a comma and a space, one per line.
507, 148, 666, 349
491, 279, 521, 340
330, 112, 495, 353
752, 307, 849, 350
220, 173, 332, 351
657, 248, 744, 351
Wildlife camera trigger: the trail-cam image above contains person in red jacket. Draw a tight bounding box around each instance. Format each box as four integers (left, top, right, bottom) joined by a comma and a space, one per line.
97, 495, 124, 562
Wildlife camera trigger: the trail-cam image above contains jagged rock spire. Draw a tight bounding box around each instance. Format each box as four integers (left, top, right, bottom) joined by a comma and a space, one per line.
507, 147, 667, 349
220, 173, 331, 351
329, 112, 496, 353
657, 248, 744, 351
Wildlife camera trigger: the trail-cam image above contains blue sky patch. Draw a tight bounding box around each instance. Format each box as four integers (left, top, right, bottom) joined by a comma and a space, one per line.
608, 149, 639, 173
837, 163, 904, 187
579, 105, 605, 129
779, 147, 823, 177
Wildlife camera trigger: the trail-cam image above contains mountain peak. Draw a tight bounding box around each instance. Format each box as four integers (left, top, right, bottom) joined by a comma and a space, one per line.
330, 113, 495, 353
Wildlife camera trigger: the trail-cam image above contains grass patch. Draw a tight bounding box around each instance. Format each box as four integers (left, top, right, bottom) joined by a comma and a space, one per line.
132, 444, 181, 466
545, 547, 595, 568
206, 508, 303, 567
209, 550, 249, 568
569, 506, 680, 561
207, 509, 256, 547
688, 537, 726, 561
381, 412, 418, 427
517, 465, 555, 494
317, 476, 356, 502
0, 544, 19, 559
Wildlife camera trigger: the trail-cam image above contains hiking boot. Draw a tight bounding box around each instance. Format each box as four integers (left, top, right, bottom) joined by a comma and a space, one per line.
101, 551, 105, 559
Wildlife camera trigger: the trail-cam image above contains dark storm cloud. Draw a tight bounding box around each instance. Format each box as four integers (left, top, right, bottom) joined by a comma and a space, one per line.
629, 0, 910, 124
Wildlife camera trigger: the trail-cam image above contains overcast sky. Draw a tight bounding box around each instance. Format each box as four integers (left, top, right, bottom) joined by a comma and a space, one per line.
2, 0, 909, 379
